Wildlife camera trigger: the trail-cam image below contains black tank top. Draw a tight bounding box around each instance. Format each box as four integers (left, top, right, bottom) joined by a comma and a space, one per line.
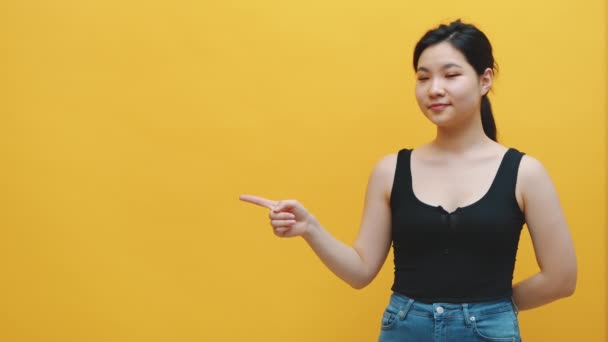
390, 148, 526, 303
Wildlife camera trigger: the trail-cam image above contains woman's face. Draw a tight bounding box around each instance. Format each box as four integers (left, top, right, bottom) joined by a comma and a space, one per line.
414, 41, 492, 128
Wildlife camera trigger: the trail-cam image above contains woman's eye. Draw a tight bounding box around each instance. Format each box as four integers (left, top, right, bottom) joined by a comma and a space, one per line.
446, 74, 460, 78
417, 77, 429, 81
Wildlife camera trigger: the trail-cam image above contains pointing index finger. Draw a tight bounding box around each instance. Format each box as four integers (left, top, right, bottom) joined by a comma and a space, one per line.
239, 194, 278, 209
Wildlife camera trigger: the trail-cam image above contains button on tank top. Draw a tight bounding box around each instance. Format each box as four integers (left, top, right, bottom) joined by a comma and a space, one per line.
389, 148, 526, 303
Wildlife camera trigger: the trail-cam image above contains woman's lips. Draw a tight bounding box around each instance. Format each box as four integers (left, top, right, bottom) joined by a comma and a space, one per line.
429, 104, 449, 111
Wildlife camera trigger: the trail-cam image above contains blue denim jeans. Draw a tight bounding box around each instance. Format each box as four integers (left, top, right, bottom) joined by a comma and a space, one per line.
378, 292, 521, 342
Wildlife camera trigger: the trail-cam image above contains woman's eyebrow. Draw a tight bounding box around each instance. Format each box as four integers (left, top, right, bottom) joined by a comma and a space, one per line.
442, 63, 463, 69
416, 63, 463, 72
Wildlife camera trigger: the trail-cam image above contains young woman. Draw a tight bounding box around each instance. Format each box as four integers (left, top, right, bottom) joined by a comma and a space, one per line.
240, 20, 577, 341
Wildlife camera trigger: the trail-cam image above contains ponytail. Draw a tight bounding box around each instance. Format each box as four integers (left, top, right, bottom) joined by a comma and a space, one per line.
481, 95, 497, 141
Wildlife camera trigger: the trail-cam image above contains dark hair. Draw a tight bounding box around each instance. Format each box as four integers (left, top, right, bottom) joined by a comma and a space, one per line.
413, 20, 498, 141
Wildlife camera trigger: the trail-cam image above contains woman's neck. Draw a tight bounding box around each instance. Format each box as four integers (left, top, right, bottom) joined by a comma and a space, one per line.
431, 116, 494, 155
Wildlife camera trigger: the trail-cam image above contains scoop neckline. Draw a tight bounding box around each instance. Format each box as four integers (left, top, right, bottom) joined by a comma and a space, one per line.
408, 148, 513, 215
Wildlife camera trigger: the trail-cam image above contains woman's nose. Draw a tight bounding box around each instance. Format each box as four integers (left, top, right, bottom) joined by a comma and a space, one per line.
428, 79, 445, 97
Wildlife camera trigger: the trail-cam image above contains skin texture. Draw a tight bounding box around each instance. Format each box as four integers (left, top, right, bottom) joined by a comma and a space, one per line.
240, 41, 577, 310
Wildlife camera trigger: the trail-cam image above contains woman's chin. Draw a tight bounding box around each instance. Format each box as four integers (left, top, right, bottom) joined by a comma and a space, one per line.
425, 112, 455, 126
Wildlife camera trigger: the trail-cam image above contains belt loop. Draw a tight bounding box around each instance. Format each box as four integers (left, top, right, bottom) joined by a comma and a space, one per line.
511, 296, 520, 316
398, 299, 414, 321
461, 303, 471, 327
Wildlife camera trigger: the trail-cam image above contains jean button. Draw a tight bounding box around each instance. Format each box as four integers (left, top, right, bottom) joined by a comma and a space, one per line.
436, 306, 444, 314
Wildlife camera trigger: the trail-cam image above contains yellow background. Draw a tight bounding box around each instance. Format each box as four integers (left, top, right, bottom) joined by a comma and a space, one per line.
0, 0, 605, 341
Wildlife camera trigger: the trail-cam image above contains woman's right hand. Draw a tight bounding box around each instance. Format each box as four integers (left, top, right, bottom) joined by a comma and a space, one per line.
239, 194, 316, 238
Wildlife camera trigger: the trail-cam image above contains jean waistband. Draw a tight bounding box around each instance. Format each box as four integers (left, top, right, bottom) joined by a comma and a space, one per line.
388, 292, 518, 319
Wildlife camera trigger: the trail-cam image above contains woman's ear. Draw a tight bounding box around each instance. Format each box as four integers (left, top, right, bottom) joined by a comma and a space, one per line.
480, 68, 494, 96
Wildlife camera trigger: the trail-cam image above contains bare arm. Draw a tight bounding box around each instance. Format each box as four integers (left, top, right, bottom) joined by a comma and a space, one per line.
302, 154, 395, 288
240, 154, 396, 289
512, 155, 577, 310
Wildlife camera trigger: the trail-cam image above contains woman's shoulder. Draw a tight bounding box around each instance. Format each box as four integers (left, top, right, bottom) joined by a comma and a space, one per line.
361, 152, 400, 198
501, 145, 546, 176
519, 153, 549, 179
511, 150, 554, 196
368, 151, 403, 184
374, 151, 399, 174
376, 146, 417, 166
504, 145, 544, 173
